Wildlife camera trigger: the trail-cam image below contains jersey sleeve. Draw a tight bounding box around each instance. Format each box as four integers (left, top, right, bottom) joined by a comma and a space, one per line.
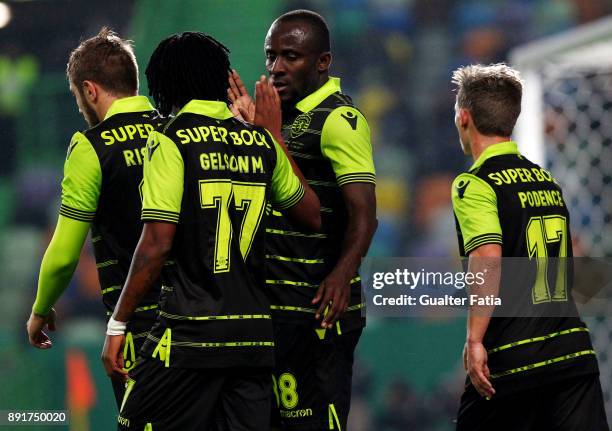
59, 132, 101, 222
269, 135, 305, 210
33, 215, 90, 315
452, 173, 502, 254
320, 106, 376, 187
141, 131, 184, 223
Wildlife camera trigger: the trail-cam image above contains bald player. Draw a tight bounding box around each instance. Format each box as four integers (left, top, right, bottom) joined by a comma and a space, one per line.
229, 10, 377, 431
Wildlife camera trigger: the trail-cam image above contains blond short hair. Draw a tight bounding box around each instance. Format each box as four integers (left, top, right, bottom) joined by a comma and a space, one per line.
452, 63, 524, 137
67, 27, 138, 96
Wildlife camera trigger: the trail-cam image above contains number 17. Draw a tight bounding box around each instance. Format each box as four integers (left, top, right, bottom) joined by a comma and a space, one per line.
526, 215, 568, 303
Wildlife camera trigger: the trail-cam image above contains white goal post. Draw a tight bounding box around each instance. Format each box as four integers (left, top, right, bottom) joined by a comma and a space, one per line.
509, 15, 612, 422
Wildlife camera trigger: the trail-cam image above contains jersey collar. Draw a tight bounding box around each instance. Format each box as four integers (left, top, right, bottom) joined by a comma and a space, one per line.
177, 100, 234, 120
104, 96, 154, 120
295, 77, 342, 113
470, 141, 520, 171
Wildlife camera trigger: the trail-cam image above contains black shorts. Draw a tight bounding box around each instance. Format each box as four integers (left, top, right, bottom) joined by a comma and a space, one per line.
456, 373, 608, 431
270, 322, 362, 430
117, 358, 271, 431
110, 330, 149, 408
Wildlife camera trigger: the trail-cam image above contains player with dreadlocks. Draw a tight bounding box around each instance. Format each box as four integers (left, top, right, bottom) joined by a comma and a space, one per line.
146, 32, 232, 116
102, 32, 320, 431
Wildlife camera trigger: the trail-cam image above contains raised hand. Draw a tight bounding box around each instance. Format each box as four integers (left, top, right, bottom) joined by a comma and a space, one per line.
228, 69, 255, 123
253, 75, 282, 141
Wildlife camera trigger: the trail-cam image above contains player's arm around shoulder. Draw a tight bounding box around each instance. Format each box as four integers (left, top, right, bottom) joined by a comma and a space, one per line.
28, 132, 101, 348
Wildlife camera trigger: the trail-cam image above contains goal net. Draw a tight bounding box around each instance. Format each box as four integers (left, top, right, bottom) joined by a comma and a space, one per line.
510, 16, 612, 421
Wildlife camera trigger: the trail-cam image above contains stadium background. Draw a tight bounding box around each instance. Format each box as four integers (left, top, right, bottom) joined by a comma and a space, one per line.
0, 0, 610, 429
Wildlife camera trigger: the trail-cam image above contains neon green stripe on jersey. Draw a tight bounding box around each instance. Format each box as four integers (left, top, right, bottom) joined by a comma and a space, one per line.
147, 333, 274, 348
266, 228, 327, 239
101, 285, 121, 294
270, 305, 317, 313
488, 327, 590, 354
96, 259, 118, 268
266, 279, 318, 288
270, 303, 364, 314
490, 350, 596, 379
158, 310, 271, 321
266, 277, 361, 288
136, 304, 158, 312
265, 255, 324, 264
452, 173, 502, 254
321, 106, 375, 185
106, 304, 158, 316
271, 207, 330, 215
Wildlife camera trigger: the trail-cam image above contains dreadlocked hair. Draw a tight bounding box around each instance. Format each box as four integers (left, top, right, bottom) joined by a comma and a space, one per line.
146, 32, 231, 116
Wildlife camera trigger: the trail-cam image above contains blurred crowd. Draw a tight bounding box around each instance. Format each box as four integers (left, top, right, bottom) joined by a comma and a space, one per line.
0, 1, 610, 429
283, 0, 612, 259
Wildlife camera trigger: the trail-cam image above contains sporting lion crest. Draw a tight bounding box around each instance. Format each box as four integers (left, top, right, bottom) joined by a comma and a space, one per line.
290, 112, 313, 138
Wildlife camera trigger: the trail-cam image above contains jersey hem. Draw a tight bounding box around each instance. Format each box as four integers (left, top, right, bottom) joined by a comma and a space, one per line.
337, 172, 376, 187
59, 203, 96, 222
142, 208, 180, 224
464, 233, 502, 254
273, 183, 305, 210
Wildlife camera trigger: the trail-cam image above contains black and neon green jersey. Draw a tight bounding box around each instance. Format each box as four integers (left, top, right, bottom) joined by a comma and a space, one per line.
265, 77, 375, 331
138, 100, 304, 369
452, 141, 597, 392
60, 96, 163, 337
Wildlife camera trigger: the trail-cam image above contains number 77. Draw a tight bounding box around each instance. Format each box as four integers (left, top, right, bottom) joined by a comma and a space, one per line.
199, 180, 267, 273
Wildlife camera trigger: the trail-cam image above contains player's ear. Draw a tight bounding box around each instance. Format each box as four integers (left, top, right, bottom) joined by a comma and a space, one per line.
317, 52, 331, 73
459, 108, 470, 129
82, 80, 98, 104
